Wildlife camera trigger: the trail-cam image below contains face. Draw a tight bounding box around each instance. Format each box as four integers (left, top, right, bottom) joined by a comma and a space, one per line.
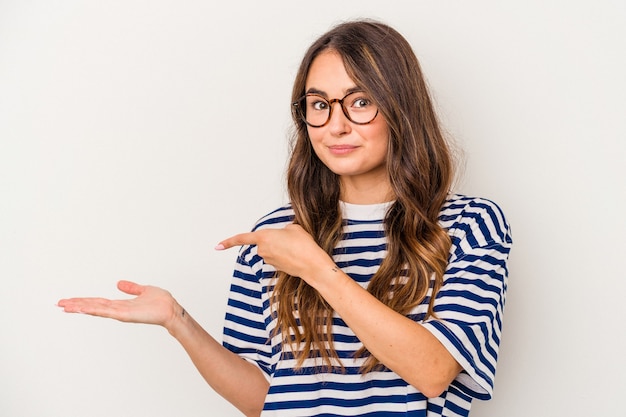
304, 50, 390, 195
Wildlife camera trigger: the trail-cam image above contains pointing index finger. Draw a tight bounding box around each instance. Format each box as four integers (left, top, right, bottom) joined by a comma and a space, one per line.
215, 232, 258, 250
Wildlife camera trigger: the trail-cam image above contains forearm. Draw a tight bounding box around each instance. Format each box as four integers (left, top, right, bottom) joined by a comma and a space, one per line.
306, 264, 461, 398
167, 310, 269, 417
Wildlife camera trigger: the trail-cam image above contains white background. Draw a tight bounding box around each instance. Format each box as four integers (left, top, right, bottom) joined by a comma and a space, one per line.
1, 1, 624, 416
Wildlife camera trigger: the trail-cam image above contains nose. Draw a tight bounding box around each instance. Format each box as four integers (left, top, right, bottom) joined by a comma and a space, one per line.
327, 101, 351, 136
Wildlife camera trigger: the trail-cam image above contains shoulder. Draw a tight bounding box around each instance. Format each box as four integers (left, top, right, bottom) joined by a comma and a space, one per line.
235, 203, 295, 268
439, 194, 513, 257
251, 203, 295, 232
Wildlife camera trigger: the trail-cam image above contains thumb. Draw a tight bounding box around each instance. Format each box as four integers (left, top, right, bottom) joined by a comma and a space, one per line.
117, 280, 144, 296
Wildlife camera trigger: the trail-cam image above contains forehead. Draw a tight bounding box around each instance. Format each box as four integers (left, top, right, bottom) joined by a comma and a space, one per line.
305, 50, 358, 95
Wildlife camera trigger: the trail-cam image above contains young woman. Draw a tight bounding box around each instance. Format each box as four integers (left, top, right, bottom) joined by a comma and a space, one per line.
58, 20, 512, 417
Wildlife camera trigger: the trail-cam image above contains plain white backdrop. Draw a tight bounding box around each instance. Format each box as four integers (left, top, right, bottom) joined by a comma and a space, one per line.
1, 1, 624, 416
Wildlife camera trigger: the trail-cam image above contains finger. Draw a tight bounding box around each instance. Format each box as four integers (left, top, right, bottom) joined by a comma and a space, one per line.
117, 280, 144, 296
57, 297, 113, 315
57, 297, 102, 309
215, 232, 258, 250
61, 298, 141, 323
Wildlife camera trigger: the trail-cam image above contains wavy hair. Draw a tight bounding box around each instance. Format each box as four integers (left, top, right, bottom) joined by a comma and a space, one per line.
273, 20, 454, 373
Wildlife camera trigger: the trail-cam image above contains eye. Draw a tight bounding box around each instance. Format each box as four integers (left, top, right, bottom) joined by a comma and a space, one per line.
305, 95, 329, 112
349, 95, 372, 109
311, 100, 328, 111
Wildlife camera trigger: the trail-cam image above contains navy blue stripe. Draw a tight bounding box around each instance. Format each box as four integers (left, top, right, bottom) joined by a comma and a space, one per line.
441, 273, 503, 296
228, 282, 262, 299
314, 413, 417, 417
342, 230, 386, 239
254, 212, 294, 230
345, 218, 384, 225
427, 401, 443, 414
335, 258, 384, 269
273, 364, 376, 377
268, 377, 410, 394
227, 298, 263, 315
454, 219, 481, 248
445, 264, 506, 288
437, 289, 500, 312
222, 342, 271, 359
224, 312, 265, 330
223, 328, 269, 346
232, 268, 259, 283
450, 374, 491, 401
264, 394, 413, 411
333, 243, 387, 255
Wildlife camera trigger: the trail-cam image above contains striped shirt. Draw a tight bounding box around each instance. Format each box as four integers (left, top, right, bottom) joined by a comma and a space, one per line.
222, 194, 513, 416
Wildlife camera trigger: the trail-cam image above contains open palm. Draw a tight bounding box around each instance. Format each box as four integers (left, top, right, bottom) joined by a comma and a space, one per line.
58, 280, 180, 329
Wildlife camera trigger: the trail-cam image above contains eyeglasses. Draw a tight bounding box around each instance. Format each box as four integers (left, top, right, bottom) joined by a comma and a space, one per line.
292, 91, 379, 128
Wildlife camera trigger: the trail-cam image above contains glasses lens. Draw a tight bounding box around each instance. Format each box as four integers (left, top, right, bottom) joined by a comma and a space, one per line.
343, 92, 377, 124
303, 95, 330, 127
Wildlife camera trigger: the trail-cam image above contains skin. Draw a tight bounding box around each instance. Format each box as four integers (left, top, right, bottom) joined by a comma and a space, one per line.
305, 50, 392, 204
58, 50, 462, 414
58, 281, 269, 417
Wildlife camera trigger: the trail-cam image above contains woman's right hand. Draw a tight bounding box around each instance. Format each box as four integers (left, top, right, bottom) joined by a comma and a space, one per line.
59, 279, 269, 415
58, 280, 181, 331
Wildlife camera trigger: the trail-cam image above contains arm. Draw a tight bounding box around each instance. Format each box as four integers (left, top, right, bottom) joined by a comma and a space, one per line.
58, 280, 268, 417
217, 225, 461, 398
167, 306, 268, 417
308, 263, 461, 398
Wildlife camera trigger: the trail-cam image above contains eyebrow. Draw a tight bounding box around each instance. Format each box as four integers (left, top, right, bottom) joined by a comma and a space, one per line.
305, 86, 364, 97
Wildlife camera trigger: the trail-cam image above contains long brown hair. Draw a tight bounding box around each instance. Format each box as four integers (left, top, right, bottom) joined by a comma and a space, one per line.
274, 20, 453, 373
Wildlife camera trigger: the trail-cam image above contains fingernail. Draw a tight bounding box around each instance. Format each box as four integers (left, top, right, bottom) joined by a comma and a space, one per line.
214, 243, 225, 250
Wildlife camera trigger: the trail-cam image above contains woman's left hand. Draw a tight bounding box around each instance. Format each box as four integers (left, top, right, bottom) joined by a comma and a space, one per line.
216, 224, 334, 280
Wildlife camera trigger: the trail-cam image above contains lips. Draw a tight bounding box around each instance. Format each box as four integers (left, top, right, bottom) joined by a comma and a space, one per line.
328, 145, 358, 155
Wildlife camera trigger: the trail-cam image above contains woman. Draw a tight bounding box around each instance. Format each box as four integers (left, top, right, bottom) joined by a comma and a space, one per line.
58, 20, 512, 416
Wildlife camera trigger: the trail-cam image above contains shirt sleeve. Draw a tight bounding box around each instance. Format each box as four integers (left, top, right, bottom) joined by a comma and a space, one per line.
421, 197, 513, 400
222, 245, 274, 381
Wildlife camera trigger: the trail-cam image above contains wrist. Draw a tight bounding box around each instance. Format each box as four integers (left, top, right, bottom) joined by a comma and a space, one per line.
164, 301, 188, 338
303, 259, 349, 293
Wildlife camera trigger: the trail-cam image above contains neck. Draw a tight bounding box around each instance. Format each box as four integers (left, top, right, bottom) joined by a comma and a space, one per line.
339, 174, 394, 204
